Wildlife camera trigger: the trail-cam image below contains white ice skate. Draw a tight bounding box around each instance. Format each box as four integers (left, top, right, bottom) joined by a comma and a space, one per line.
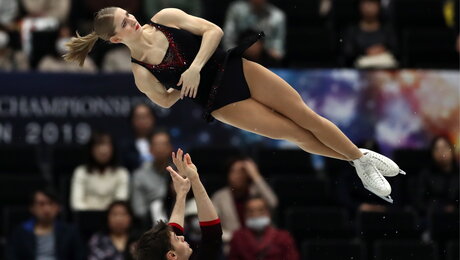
359, 148, 406, 177
352, 153, 393, 203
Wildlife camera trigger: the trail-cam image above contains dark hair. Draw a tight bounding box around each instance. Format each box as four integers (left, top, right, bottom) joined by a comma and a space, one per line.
148, 128, 172, 146
224, 155, 251, 175
135, 220, 173, 260
129, 103, 157, 124
85, 131, 119, 173
30, 188, 61, 206
104, 201, 134, 234
429, 135, 458, 172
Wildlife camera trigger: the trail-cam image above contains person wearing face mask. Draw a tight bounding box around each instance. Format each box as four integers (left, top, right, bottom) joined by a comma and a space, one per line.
212, 157, 278, 253
70, 132, 130, 211
0, 28, 29, 71
38, 26, 97, 73
229, 197, 299, 260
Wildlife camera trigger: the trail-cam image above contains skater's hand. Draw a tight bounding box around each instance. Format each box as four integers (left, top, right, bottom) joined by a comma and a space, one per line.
177, 66, 200, 99
167, 165, 191, 196
167, 148, 199, 181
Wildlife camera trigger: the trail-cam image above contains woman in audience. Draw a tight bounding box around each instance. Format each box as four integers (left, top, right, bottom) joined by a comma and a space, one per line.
212, 156, 278, 252
70, 131, 129, 211
417, 135, 459, 215
88, 201, 138, 260
343, 0, 398, 68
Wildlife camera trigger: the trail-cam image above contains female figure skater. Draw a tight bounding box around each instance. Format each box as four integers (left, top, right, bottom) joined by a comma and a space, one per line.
64, 7, 404, 202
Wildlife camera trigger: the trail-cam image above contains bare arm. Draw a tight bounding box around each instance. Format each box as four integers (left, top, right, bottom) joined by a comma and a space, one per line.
153, 8, 223, 71
152, 8, 224, 98
132, 63, 181, 108
167, 169, 191, 227
167, 149, 219, 221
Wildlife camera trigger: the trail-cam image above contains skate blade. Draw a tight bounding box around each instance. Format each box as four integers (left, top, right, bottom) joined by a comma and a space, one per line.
399, 169, 406, 175
363, 184, 394, 204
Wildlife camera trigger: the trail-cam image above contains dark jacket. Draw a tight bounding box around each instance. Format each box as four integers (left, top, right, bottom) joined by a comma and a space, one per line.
5, 219, 85, 260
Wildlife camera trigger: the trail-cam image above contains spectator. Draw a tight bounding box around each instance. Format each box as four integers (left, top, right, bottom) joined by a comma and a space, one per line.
38, 26, 97, 73
5, 189, 84, 260
120, 103, 157, 172
102, 46, 132, 72
212, 157, 278, 250
0, 0, 18, 27
70, 132, 129, 211
229, 196, 299, 260
131, 130, 173, 223
21, 0, 70, 23
416, 136, 459, 215
88, 201, 139, 260
443, 0, 459, 53
223, 0, 286, 62
143, 0, 202, 19
343, 0, 398, 68
0, 28, 29, 71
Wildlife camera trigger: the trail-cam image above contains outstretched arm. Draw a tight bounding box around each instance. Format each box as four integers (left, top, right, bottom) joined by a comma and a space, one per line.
167, 148, 218, 221
167, 165, 191, 227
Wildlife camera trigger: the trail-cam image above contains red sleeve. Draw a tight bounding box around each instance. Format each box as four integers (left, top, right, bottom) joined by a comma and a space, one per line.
281, 231, 300, 260
168, 222, 184, 236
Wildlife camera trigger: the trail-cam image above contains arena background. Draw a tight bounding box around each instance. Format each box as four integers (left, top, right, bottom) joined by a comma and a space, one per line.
0, 0, 459, 259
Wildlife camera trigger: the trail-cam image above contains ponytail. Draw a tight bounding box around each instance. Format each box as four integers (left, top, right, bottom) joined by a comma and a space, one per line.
63, 31, 99, 67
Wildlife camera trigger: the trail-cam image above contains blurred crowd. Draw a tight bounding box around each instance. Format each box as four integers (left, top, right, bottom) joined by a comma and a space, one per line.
0, 0, 458, 73
1, 102, 458, 260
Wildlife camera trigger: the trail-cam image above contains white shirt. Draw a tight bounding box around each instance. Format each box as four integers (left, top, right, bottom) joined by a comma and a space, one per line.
70, 165, 129, 211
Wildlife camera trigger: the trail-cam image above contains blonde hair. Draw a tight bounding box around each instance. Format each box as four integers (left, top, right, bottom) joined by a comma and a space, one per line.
63, 7, 118, 66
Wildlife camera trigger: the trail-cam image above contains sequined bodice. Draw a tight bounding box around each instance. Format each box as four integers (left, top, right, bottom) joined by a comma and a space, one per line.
131, 21, 226, 107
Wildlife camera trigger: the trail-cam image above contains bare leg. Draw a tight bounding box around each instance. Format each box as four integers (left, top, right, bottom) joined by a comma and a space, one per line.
242, 59, 362, 161
212, 98, 348, 160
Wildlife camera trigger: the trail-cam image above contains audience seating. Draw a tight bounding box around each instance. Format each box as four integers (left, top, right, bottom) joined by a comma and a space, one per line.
301, 239, 366, 260
257, 148, 313, 176
189, 147, 243, 175
428, 210, 459, 241
73, 210, 105, 242
0, 146, 41, 174
285, 207, 353, 241
357, 210, 419, 240
402, 28, 459, 69
446, 240, 459, 260
2, 206, 31, 238
51, 145, 86, 177
374, 240, 439, 260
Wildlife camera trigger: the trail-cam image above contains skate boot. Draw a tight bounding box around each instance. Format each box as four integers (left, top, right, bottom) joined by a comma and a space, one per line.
359, 148, 406, 177
352, 153, 393, 203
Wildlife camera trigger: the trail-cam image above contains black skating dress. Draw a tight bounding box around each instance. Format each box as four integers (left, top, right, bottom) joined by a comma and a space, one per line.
131, 21, 264, 122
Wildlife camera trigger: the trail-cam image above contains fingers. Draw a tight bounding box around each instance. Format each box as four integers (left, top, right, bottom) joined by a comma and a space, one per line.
185, 153, 193, 165
177, 76, 183, 87
192, 85, 198, 98
166, 166, 180, 179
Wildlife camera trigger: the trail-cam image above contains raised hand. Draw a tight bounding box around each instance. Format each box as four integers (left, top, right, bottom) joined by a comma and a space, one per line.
170, 148, 199, 180
177, 66, 200, 99
166, 166, 191, 196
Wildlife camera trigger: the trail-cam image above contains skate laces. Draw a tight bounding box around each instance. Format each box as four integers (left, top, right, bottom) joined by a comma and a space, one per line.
361, 155, 386, 184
